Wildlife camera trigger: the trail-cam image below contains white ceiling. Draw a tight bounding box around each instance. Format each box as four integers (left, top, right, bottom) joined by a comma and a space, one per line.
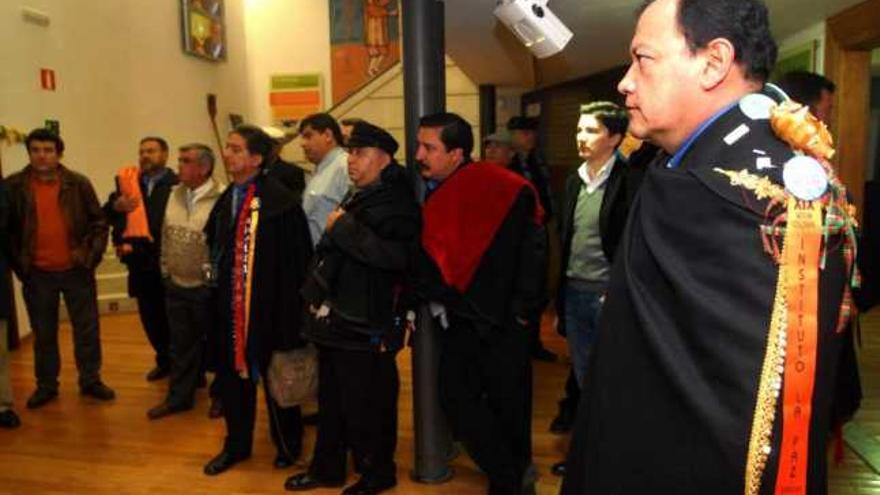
444, 0, 867, 88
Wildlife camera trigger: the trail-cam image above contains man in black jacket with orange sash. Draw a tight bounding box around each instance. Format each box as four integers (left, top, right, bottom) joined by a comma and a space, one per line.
562, 1, 858, 494
415, 113, 547, 495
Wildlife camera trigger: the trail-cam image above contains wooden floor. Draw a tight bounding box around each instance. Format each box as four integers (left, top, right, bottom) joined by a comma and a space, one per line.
0, 310, 878, 494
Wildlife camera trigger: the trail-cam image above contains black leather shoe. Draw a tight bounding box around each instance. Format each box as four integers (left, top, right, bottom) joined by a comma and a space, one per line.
80, 382, 116, 401
146, 366, 170, 381
0, 409, 21, 429
551, 461, 566, 477
342, 477, 397, 495
204, 450, 249, 476
208, 397, 223, 419
549, 407, 574, 434
147, 402, 191, 420
284, 473, 345, 491
273, 454, 294, 469
26, 388, 58, 409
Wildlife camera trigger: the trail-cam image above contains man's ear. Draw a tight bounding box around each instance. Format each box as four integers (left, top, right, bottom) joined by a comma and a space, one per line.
699, 37, 736, 90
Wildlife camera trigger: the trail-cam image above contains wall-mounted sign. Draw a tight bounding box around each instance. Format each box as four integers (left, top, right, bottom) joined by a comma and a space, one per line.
40, 68, 56, 91
269, 74, 323, 125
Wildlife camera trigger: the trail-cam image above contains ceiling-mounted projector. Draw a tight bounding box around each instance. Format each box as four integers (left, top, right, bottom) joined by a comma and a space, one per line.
494, 0, 573, 59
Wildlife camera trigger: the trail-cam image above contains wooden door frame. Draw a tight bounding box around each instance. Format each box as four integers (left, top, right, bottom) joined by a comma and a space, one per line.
825, 0, 880, 215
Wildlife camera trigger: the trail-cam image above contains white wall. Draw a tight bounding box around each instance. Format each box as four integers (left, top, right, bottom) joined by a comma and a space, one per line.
243, 0, 332, 127
0, 0, 252, 198
777, 21, 827, 74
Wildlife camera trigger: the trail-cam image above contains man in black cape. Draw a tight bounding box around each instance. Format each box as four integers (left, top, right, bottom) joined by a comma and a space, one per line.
562, 1, 857, 494
203, 125, 313, 475
415, 113, 547, 495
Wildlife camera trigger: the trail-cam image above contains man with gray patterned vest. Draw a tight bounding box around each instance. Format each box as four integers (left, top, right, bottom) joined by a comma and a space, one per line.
148, 143, 223, 419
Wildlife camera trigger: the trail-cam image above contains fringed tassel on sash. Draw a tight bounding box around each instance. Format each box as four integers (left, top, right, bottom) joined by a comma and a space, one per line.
231, 184, 260, 378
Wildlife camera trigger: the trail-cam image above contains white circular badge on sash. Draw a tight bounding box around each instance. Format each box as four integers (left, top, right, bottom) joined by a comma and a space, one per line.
782, 156, 828, 201
739, 93, 777, 120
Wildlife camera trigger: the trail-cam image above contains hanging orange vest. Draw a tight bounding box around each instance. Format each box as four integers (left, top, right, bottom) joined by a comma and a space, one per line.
116, 166, 152, 255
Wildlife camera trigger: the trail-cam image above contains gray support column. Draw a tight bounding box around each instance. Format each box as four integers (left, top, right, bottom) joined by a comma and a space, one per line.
479, 84, 497, 159
403, 0, 454, 485
403, 0, 446, 171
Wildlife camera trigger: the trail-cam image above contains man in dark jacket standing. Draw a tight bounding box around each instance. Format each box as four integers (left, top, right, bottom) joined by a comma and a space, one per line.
105, 136, 179, 381
556, 101, 630, 390
507, 116, 556, 362
285, 121, 419, 495
415, 113, 547, 495
4, 128, 113, 408
203, 125, 313, 476
562, 0, 858, 493
0, 181, 20, 427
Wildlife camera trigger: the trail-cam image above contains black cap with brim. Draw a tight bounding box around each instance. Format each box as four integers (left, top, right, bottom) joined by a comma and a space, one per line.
347, 121, 399, 156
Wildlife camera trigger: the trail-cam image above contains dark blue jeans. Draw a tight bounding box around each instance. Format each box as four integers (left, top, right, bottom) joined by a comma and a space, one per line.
22, 267, 102, 391
563, 280, 604, 388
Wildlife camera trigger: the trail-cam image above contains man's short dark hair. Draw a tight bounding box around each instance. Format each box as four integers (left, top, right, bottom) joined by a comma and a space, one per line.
580, 101, 630, 138
637, 0, 778, 83
231, 124, 273, 166
25, 128, 64, 155
179, 143, 216, 176
299, 113, 344, 146
774, 71, 836, 107
140, 136, 169, 152
340, 117, 365, 127
419, 112, 474, 159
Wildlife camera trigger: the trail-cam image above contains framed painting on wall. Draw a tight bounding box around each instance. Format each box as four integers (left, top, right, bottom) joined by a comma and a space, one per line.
181, 0, 227, 61
329, 0, 401, 104
771, 40, 817, 82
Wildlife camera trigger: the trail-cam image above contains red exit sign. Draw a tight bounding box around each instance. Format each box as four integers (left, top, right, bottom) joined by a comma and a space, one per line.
40, 68, 56, 91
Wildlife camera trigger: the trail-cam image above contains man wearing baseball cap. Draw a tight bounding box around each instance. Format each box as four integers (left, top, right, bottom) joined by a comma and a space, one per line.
285, 121, 420, 495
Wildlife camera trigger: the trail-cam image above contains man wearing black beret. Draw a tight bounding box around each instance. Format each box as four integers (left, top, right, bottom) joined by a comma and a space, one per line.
285, 121, 420, 495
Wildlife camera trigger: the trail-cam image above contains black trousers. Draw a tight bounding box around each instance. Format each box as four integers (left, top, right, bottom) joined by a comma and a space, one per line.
132, 269, 170, 370
309, 345, 399, 483
218, 368, 303, 460
438, 316, 532, 490
164, 283, 211, 408
22, 267, 103, 391
559, 368, 580, 418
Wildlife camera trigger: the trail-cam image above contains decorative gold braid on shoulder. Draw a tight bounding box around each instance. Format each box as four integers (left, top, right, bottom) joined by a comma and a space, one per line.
713, 168, 787, 202
744, 270, 788, 495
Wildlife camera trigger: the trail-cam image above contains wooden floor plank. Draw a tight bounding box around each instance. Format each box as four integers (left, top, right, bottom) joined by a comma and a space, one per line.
0, 310, 877, 493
